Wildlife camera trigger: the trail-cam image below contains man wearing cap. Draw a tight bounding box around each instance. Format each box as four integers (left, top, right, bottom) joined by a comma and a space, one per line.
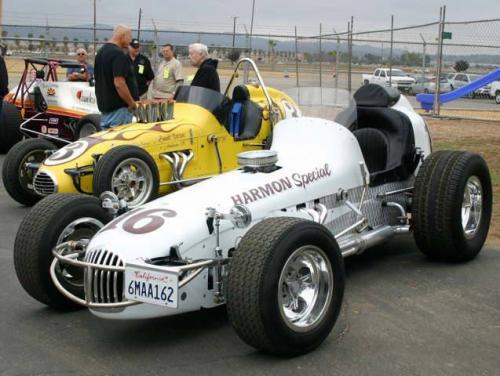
151, 44, 184, 99
128, 39, 154, 99
67, 48, 94, 82
94, 24, 139, 128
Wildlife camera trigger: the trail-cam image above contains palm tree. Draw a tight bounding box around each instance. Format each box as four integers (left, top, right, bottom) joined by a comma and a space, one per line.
63, 36, 69, 54
27, 33, 34, 52
267, 39, 278, 69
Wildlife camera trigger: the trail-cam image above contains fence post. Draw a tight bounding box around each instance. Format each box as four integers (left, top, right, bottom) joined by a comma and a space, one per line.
389, 15, 394, 87
319, 23, 322, 88
347, 19, 353, 93
335, 29, 340, 89
294, 26, 299, 87
435, 6, 446, 116
419, 33, 426, 78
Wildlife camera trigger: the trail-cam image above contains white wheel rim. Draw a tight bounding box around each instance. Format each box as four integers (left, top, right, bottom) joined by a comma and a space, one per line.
461, 176, 483, 239
111, 158, 153, 208
278, 245, 333, 332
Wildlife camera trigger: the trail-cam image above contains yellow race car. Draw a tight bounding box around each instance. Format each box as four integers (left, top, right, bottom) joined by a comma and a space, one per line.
3, 58, 301, 207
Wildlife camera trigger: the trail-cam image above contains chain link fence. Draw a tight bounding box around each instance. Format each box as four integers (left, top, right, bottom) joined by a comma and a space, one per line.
1, 9, 499, 120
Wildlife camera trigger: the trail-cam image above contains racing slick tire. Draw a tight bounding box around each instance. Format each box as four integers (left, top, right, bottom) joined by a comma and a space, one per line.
93, 145, 159, 208
0, 101, 23, 153
14, 193, 113, 310
226, 217, 345, 356
73, 114, 102, 140
2, 138, 57, 206
412, 151, 492, 262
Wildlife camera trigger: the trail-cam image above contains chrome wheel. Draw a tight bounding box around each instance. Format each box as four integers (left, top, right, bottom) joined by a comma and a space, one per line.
278, 245, 333, 332
78, 122, 97, 138
111, 158, 153, 207
461, 176, 483, 239
55, 217, 104, 288
18, 149, 46, 191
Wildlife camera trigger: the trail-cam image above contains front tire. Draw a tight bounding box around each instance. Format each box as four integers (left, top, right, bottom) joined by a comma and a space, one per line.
495, 91, 500, 104
226, 218, 345, 356
14, 194, 113, 310
93, 145, 159, 208
2, 138, 57, 206
412, 151, 492, 262
0, 102, 23, 153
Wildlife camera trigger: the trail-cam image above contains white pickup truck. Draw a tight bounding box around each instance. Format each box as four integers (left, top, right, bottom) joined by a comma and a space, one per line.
362, 68, 415, 92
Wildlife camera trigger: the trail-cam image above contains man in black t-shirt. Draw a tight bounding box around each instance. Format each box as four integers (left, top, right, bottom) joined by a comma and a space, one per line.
94, 25, 139, 128
189, 43, 220, 92
128, 39, 154, 98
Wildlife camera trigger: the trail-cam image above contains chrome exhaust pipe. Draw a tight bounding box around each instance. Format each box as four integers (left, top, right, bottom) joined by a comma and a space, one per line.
338, 225, 409, 258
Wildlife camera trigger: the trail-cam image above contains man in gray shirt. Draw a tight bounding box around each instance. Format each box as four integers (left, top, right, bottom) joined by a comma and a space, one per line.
151, 44, 184, 99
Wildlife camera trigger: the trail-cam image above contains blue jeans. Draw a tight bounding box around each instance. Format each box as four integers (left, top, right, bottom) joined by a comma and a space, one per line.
101, 107, 133, 128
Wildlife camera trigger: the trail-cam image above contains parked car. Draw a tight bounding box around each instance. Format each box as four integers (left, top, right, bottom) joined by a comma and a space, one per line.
2, 58, 300, 207
446, 72, 489, 98
1, 57, 100, 153
488, 80, 500, 104
14, 84, 492, 356
362, 68, 415, 92
408, 76, 452, 95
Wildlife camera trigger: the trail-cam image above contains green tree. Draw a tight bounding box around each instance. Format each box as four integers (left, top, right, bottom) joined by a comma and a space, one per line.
454, 60, 469, 72
39, 35, 46, 50
1, 30, 8, 38
27, 33, 34, 51
14, 34, 21, 48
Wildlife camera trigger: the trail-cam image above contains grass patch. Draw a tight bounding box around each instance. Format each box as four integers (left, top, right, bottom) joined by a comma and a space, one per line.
429, 118, 499, 244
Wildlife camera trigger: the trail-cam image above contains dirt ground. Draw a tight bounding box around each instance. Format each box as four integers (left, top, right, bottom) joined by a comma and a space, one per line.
425, 117, 500, 244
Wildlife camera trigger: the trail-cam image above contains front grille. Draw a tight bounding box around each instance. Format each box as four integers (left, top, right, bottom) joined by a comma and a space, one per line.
33, 171, 57, 195
84, 249, 125, 304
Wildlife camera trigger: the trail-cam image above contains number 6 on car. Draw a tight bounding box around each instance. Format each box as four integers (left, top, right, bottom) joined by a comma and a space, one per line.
14, 84, 492, 356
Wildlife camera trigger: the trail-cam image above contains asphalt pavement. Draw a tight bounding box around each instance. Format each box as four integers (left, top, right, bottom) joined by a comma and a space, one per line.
0, 154, 499, 376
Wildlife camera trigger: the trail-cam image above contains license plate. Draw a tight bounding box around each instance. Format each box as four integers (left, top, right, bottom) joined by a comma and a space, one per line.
124, 262, 178, 308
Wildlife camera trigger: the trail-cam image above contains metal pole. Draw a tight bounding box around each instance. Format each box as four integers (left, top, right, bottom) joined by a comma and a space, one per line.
419, 33, 426, 78
249, 0, 256, 51
45, 16, 49, 57
347, 19, 353, 93
137, 8, 142, 40
389, 15, 394, 87
334, 28, 340, 89
435, 6, 445, 115
319, 23, 323, 88
231, 16, 238, 50
294, 26, 299, 87
93, 0, 96, 56
151, 18, 159, 69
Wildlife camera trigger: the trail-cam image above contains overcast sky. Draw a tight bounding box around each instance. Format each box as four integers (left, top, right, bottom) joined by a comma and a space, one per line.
4, 0, 500, 34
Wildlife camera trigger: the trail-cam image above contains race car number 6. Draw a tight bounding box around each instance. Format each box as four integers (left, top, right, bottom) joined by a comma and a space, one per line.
103, 208, 177, 234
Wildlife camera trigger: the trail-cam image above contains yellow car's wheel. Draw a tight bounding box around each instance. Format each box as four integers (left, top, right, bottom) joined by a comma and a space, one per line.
93, 145, 159, 208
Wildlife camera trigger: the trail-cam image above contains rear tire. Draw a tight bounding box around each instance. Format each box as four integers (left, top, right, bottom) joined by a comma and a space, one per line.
2, 138, 56, 206
495, 91, 500, 104
0, 102, 23, 153
14, 193, 113, 310
412, 151, 492, 262
227, 218, 345, 356
73, 114, 101, 140
93, 145, 159, 208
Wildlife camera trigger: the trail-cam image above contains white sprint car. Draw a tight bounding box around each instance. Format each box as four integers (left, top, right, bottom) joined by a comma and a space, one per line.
14, 85, 492, 356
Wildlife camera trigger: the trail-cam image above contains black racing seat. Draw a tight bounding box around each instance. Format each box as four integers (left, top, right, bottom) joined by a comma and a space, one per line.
353, 128, 388, 173
227, 85, 263, 140
348, 84, 418, 186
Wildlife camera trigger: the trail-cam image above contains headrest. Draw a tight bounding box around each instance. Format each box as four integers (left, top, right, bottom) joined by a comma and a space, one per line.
353, 84, 401, 107
233, 85, 250, 101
